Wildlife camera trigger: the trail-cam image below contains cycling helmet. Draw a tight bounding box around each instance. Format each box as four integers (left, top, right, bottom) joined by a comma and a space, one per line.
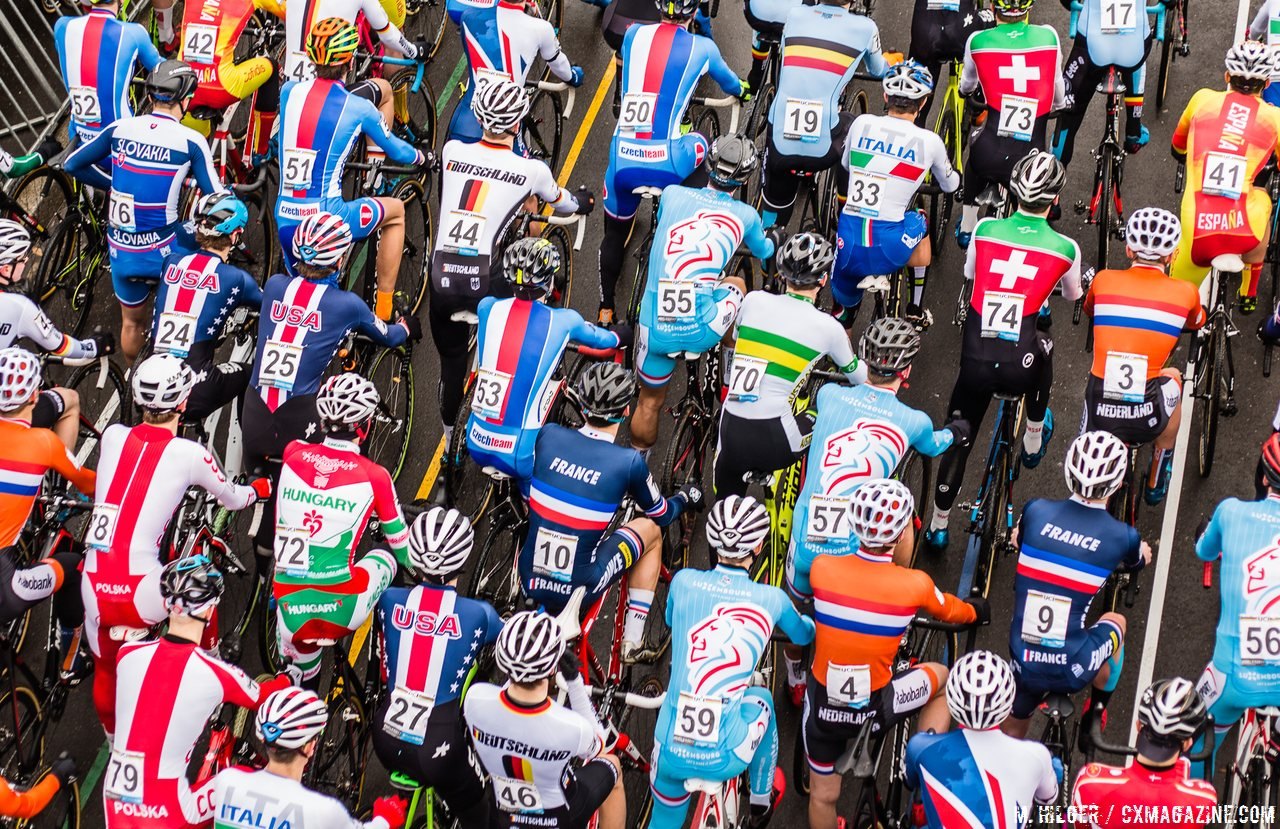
495, 610, 564, 683
306, 18, 360, 67
407, 507, 475, 578
1137, 677, 1207, 744
1225, 40, 1274, 81
858, 317, 921, 377
1064, 430, 1129, 501
706, 495, 771, 560
573, 362, 635, 423
504, 237, 560, 299
1009, 149, 1066, 209
146, 60, 199, 103
1261, 433, 1280, 490
159, 555, 224, 616
992, 0, 1034, 18
777, 232, 835, 288
1125, 207, 1181, 260
655, 0, 699, 18
292, 212, 353, 269
132, 354, 196, 412
0, 348, 40, 413
473, 79, 531, 135
0, 220, 31, 267
946, 650, 1016, 730
256, 688, 328, 749
883, 60, 934, 102
706, 134, 758, 189
850, 479, 914, 549
194, 193, 249, 237
316, 373, 380, 428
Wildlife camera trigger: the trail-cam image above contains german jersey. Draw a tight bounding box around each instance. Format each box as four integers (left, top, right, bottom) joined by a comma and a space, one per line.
282, 0, 413, 82
841, 114, 959, 223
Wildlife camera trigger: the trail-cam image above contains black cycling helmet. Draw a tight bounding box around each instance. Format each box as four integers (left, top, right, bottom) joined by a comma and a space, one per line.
160, 555, 224, 616
777, 233, 835, 287
859, 317, 921, 377
573, 362, 635, 423
503, 238, 560, 300
706, 135, 758, 189
147, 60, 199, 103
655, 0, 698, 18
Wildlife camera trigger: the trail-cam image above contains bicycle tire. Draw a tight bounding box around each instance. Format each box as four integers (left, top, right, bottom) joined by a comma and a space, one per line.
362, 347, 414, 481
973, 444, 1013, 600
1196, 323, 1224, 478
385, 177, 432, 316
1155, 1, 1176, 111
692, 107, 721, 145
466, 516, 522, 620
19, 777, 79, 829
391, 68, 438, 150
522, 87, 565, 174
659, 406, 710, 567
625, 245, 650, 329
232, 183, 279, 284
29, 217, 96, 341
405, 0, 448, 60
258, 594, 287, 674
540, 224, 573, 309
306, 693, 370, 811
64, 359, 132, 470
443, 392, 494, 520
7, 169, 74, 257
1096, 144, 1115, 271
613, 674, 664, 829
0, 685, 44, 777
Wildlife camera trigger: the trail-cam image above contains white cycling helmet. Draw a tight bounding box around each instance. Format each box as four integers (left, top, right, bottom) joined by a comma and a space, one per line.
883, 60, 934, 102
132, 354, 196, 412
1137, 677, 1207, 742
946, 649, 1016, 730
1225, 40, 1274, 81
1009, 149, 1066, 208
495, 610, 564, 683
255, 687, 328, 749
0, 348, 41, 413
0, 220, 32, 267
706, 495, 771, 560
1064, 431, 1129, 501
292, 212, 353, 269
1125, 207, 1181, 260
473, 79, 531, 135
316, 373, 380, 429
407, 507, 475, 578
850, 479, 914, 549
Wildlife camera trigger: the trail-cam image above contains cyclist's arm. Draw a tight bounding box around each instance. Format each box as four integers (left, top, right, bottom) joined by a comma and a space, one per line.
238, 272, 264, 309
131, 24, 164, 72
189, 446, 257, 510
63, 126, 115, 190
1059, 241, 1084, 302
926, 133, 960, 194
18, 297, 97, 361
628, 455, 688, 528
704, 39, 745, 97
0, 150, 46, 180
1250, 3, 1269, 40
46, 435, 95, 497
370, 465, 412, 567
480, 600, 504, 643
917, 572, 978, 624
902, 731, 944, 790
1050, 30, 1066, 110
908, 409, 956, 457
0, 773, 59, 819
187, 136, 227, 198
568, 313, 622, 351
360, 0, 418, 58
1032, 743, 1060, 805
824, 321, 867, 384
861, 30, 889, 79
1194, 504, 1225, 562
203, 652, 291, 708
253, 0, 287, 20
1171, 90, 1208, 157
352, 300, 411, 347
776, 597, 815, 646
357, 101, 420, 166
742, 213, 775, 262
958, 39, 979, 96
1184, 293, 1208, 332
537, 23, 575, 82
538, 177, 580, 215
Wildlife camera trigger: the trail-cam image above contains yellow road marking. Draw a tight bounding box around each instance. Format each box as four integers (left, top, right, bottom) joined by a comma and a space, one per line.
350, 613, 374, 666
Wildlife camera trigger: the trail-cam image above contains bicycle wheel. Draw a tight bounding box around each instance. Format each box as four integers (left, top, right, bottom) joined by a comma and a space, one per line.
615, 675, 664, 829
928, 102, 958, 252
25, 217, 95, 341
522, 87, 564, 173
540, 224, 573, 309
895, 451, 932, 565
20, 778, 80, 829
259, 596, 286, 674
64, 359, 132, 469
1196, 323, 1225, 478
692, 107, 721, 145
659, 406, 710, 566
466, 516, 522, 620
389, 178, 432, 316
0, 685, 44, 776
443, 395, 493, 520
306, 693, 369, 811
7, 170, 74, 261
362, 348, 415, 480
1096, 145, 1116, 271
404, 0, 448, 59
1155, 1, 1177, 112
972, 447, 1012, 599
625, 255, 649, 328
391, 68, 437, 150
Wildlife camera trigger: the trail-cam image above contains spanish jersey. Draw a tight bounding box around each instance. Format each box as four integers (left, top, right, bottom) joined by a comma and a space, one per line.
282, 0, 414, 82
212, 767, 382, 829
960, 22, 1066, 142
0, 293, 100, 363
1084, 265, 1205, 383
1072, 0, 1153, 67
0, 418, 95, 549
179, 0, 285, 96
54, 8, 162, 141
841, 114, 959, 224
1070, 759, 1218, 828
155, 250, 263, 371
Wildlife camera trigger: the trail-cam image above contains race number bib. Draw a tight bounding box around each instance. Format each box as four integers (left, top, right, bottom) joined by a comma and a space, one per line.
281, 148, 317, 190
532, 527, 577, 582
473, 67, 512, 88
286, 52, 316, 82
656, 280, 696, 322
997, 95, 1036, 141
1202, 152, 1248, 199
183, 23, 218, 64
619, 92, 657, 133
109, 191, 136, 232
70, 86, 101, 123
844, 169, 886, 219
926, 0, 959, 8
1099, 0, 1138, 32
259, 341, 302, 390
980, 291, 1022, 340
806, 494, 851, 542
826, 663, 872, 708
494, 776, 544, 813
86, 503, 119, 549
444, 210, 486, 256
471, 367, 511, 419
383, 687, 435, 744
1241, 617, 1280, 665
104, 749, 144, 803
1020, 590, 1070, 648
782, 98, 823, 142
727, 354, 768, 402
1102, 351, 1146, 402
274, 527, 310, 576
154, 311, 196, 357
674, 692, 722, 746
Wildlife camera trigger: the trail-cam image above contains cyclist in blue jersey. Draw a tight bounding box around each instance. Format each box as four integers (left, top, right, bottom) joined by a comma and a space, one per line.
465, 238, 622, 484
64, 61, 222, 364
373, 507, 500, 827
1003, 431, 1147, 747
648, 496, 813, 829
524, 363, 702, 661
155, 194, 263, 424
630, 136, 774, 452
596, 0, 749, 324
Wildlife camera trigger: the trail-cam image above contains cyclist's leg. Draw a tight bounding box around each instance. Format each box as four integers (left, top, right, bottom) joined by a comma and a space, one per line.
1244, 186, 1273, 302
428, 293, 473, 445
1146, 371, 1182, 497
929, 359, 996, 537
598, 147, 641, 320
958, 132, 997, 241
647, 746, 694, 829
713, 412, 805, 498
1021, 333, 1054, 459
31, 388, 79, 452
222, 57, 279, 160
372, 700, 488, 823
1050, 36, 1098, 167
902, 209, 930, 310
350, 78, 398, 158
154, 0, 177, 46
736, 687, 779, 812
1190, 663, 1244, 778
1121, 37, 1154, 152
372, 197, 405, 320
629, 326, 674, 451
567, 755, 624, 829
802, 681, 853, 829
183, 363, 251, 424
608, 519, 660, 648
1078, 615, 1125, 733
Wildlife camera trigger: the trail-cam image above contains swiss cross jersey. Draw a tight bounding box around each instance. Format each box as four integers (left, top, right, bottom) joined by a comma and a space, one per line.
180, 0, 285, 91
767, 4, 887, 158
154, 250, 263, 371
54, 8, 162, 141
905, 728, 1058, 829
1084, 265, 1205, 382
1073, 0, 1152, 67
1010, 498, 1141, 665
213, 767, 388, 829
251, 274, 407, 410
0, 292, 99, 362
0, 418, 95, 549
282, 0, 414, 82
1070, 759, 1218, 828
1172, 89, 1280, 224
840, 114, 959, 224
960, 21, 1066, 127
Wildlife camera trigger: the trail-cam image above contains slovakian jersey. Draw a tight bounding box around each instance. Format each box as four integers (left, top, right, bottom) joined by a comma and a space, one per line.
960, 21, 1066, 138
1070, 759, 1218, 828
840, 114, 959, 224
154, 250, 263, 370
55, 7, 162, 142
1084, 264, 1205, 382
0, 418, 95, 549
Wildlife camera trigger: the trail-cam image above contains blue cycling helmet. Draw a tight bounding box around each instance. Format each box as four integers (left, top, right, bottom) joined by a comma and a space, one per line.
194, 193, 249, 236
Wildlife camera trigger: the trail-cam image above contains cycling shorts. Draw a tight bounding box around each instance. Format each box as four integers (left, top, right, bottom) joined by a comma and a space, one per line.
801, 665, 941, 774
650, 688, 774, 800
109, 223, 197, 306
713, 409, 812, 498
1010, 619, 1122, 719
488, 758, 618, 829
522, 525, 643, 616
1171, 187, 1271, 286
371, 698, 485, 813
277, 196, 385, 273
1081, 373, 1180, 447
104, 775, 215, 828
274, 549, 396, 645
965, 120, 1049, 202
465, 417, 535, 485
634, 284, 742, 387
603, 134, 709, 220
189, 56, 275, 114
743, 0, 788, 35
1196, 661, 1280, 730
31, 389, 67, 430
832, 210, 927, 309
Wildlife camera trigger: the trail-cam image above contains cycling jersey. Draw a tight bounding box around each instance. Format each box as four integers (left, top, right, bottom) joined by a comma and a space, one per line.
447, 0, 496, 25
54, 7, 162, 142
0, 150, 46, 180
905, 728, 1058, 829
465, 298, 619, 481
1085, 264, 1205, 383
909, 0, 994, 76
0, 293, 98, 364
212, 767, 388, 828
1250, 0, 1280, 106
0, 775, 59, 820
961, 22, 1066, 142
282, 0, 415, 83
839, 114, 959, 225
0, 418, 95, 549
1070, 759, 1217, 828
1071, 0, 1153, 65
155, 250, 263, 371
179, 0, 284, 112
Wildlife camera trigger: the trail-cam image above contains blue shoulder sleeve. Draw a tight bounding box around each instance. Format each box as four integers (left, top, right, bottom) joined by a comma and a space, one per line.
1196, 502, 1228, 562
359, 98, 419, 164
702, 36, 743, 96
132, 24, 163, 70
63, 126, 114, 189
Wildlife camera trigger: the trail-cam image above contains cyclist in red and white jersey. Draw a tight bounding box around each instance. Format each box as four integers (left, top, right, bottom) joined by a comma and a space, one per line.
82, 355, 270, 737
106, 557, 293, 828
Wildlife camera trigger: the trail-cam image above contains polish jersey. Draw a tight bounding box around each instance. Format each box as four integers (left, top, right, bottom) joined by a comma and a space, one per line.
960, 21, 1066, 138
905, 728, 1058, 829
212, 767, 389, 829
1084, 265, 1205, 382
272, 437, 411, 592
840, 114, 959, 224
282, 0, 414, 82
179, 0, 286, 93
0, 293, 100, 362
1072, 0, 1153, 68
768, 4, 888, 158
0, 418, 95, 549
251, 274, 408, 410
54, 8, 162, 141
1070, 759, 1218, 828
787, 384, 954, 598
154, 250, 263, 371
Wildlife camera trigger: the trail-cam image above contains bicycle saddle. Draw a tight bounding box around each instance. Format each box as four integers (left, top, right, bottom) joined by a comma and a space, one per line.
481, 466, 511, 481
1095, 67, 1126, 96
1041, 693, 1075, 721
856, 275, 892, 293
683, 778, 723, 796
389, 771, 423, 791
108, 625, 150, 642
1211, 253, 1245, 274
450, 310, 479, 325
188, 105, 222, 122
975, 184, 1006, 209
632, 186, 665, 199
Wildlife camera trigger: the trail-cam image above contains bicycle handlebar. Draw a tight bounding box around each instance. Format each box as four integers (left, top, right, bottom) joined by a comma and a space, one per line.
515, 210, 588, 250
343, 161, 423, 176
692, 96, 740, 134
567, 342, 619, 360
1087, 713, 1215, 763
531, 79, 578, 120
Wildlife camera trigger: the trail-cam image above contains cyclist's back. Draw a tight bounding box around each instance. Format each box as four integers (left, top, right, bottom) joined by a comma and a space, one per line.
55, 5, 162, 143
282, 0, 416, 82
909, 0, 993, 92
1071, 759, 1216, 827
155, 249, 262, 371
212, 767, 383, 827
0, 418, 95, 549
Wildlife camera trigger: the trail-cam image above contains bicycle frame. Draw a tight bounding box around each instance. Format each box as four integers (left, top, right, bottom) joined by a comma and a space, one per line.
932, 60, 966, 175
1227, 706, 1280, 814
956, 393, 1022, 599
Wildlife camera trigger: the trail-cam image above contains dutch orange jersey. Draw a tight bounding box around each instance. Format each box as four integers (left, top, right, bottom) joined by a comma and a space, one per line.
0, 773, 59, 820
1084, 265, 1205, 381
0, 419, 95, 549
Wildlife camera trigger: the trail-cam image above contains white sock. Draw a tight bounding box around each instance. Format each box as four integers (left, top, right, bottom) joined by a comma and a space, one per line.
929, 506, 950, 533
623, 589, 654, 645
961, 204, 978, 233
1023, 419, 1045, 454
750, 792, 771, 808
155, 6, 174, 41
911, 268, 927, 306
442, 423, 454, 449
785, 655, 804, 686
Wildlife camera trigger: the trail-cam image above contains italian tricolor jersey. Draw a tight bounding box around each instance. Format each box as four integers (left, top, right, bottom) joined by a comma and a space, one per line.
841, 114, 954, 223
967, 213, 1081, 316
966, 22, 1062, 118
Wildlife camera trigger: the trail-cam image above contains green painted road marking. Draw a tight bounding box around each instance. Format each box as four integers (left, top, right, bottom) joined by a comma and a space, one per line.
436, 57, 469, 118
79, 740, 109, 808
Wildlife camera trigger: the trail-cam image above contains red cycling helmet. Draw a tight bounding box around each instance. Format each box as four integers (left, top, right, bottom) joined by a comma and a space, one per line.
1262, 433, 1280, 490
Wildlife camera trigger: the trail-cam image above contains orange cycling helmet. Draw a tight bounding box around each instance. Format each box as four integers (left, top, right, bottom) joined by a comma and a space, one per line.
1262, 433, 1280, 489
307, 18, 360, 67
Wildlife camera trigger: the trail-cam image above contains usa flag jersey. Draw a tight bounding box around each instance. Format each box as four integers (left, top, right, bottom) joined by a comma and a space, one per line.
55, 8, 162, 141
154, 250, 263, 370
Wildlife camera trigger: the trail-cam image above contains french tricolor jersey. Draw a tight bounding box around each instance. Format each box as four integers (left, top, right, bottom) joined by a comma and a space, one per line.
841, 114, 958, 223
1010, 498, 1141, 663
961, 21, 1065, 118
54, 8, 162, 141
154, 251, 263, 369
905, 728, 1058, 829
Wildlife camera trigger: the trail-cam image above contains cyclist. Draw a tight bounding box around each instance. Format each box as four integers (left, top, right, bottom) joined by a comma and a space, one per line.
282, 0, 420, 83
106, 556, 293, 827
464, 238, 621, 484
276, 18, 426, 322
630, 135, 772, 452
833, 61, 960, 320
464, 610, 625, 828
1081, 208, 1204, 506
596, 0, 748, 324
1072, 678, 1218, 823
63, 60, 224, 363
431, 79, 591, 444
715, 233, 866, 498
82, 354, 269, 738
0, 140, 63, 179
272, 374, 412, 683
1001, 431, 1147, 744
1251, 0, 1280, 109
212, 687, 409, 827
1170, 42, 1280, 310
648, 496, 813, 829
905, 651, 1059, 828
373, 507, 500, 827
955, 0, 1066, 248
154, 194, 263, 425
755, 0, 891, 230
523, 362, 702, 659
908, 0, 994, 122
804, 480, 981, 829
925, 150, 1081, 549
0, 758, 75, 822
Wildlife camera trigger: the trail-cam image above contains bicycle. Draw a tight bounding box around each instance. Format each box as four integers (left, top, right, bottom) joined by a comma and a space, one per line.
523, 79, 577, 174
1095, 440, 1147, 613
1191, 253, 1242, 478
303, 634, 379, 811
1153, 0, 1189, 112
793, 85, 871, 241
925, 60, 971, 252
339, 157, 432, 318
955, 392, 1023, 599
